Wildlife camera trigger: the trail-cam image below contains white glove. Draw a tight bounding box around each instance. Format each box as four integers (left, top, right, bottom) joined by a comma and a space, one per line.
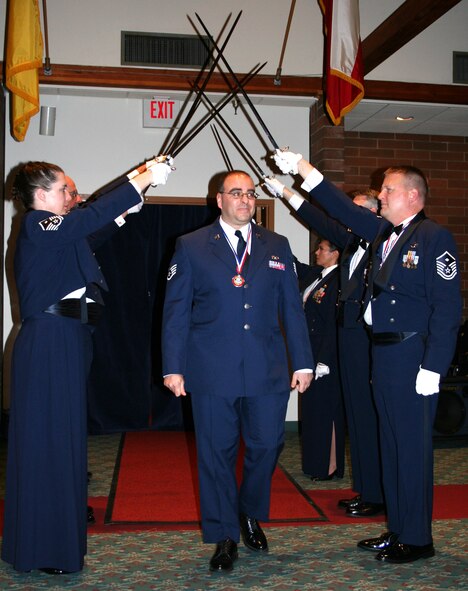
415, 367, 440, 396
263, 177, 285, 198
127, 200, 143, 214
315, 362, 330, 379
149, 160, 173, 186
273, 148, 302, 174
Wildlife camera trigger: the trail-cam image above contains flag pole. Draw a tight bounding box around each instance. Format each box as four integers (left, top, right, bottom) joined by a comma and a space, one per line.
41, 0, 52, 75
274, 0, 296, 86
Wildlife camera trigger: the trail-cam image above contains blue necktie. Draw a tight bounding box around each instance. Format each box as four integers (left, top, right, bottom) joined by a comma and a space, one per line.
235, 230, 246, 259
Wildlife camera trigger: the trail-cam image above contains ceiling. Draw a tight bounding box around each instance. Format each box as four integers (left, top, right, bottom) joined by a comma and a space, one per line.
250, 94, 468, 137
350, 0, 468, 136
345, 100, 468, 137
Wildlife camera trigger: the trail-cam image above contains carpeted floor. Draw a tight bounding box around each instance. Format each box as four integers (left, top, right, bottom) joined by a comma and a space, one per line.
106, 431, 468, 526
0, 429, 467, 590
107, 431, 323, 524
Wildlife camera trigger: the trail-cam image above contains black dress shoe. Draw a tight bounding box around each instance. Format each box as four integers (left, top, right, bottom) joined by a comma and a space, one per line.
209, 538, 238, 572
346, 501, 385, 517
310, 470, 337, 482
376, 542, 435, 563
239, 514, 268, 551
358, 531, 399, 552
87, 505, 96, 524
39, 568, 71, 575
338, 494, 361, 509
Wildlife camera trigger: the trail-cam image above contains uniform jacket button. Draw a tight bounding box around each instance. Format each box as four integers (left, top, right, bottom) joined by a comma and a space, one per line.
243, 324, 250, 330
244, 303, 251, 309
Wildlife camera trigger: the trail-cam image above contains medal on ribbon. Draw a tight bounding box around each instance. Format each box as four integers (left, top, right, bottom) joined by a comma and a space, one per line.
232, 274, 245, 287
225, 227, 251, 287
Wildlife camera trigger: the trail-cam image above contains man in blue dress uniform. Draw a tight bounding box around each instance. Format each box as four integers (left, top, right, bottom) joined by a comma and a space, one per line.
274, 150, 462, 564
264, 178, 385, 517
162, 170, 313, 572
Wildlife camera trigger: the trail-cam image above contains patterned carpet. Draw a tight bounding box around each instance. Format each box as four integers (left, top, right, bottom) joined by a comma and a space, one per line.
0, 430, 467, 590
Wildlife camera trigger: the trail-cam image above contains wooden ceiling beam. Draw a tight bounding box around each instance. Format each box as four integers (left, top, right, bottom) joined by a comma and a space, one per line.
1, 62, 467, 105
362, 0, 463, 75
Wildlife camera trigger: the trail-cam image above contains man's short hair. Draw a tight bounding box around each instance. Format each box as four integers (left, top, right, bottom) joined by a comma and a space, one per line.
218, 170, 252, 193
384, 165, 429, 201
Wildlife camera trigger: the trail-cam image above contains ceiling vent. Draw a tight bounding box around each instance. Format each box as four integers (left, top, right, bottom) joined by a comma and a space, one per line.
121, 31, 212, 68
453, 52, 468, 84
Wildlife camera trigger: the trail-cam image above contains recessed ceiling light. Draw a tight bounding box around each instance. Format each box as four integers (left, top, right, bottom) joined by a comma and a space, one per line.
396, 115, 414, 121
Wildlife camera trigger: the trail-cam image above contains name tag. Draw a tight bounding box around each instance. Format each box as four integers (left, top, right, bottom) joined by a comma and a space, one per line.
269, 260, 285, 271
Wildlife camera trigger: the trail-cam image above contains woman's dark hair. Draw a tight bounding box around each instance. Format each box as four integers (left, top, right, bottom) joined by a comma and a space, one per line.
12, 161, 64, 209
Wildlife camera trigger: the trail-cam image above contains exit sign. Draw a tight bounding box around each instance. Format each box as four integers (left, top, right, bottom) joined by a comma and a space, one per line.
143, 98, 180, 128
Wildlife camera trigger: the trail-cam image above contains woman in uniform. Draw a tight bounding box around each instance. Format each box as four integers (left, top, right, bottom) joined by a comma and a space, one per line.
1, 159, 171, 574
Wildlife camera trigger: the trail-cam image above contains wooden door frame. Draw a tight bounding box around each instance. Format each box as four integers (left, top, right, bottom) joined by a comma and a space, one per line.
144, 196, 275, 230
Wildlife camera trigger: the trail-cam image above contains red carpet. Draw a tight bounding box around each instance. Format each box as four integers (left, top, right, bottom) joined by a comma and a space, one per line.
106, 431, 324, 525
304, 485, 468, 525
0, 430, 465, 534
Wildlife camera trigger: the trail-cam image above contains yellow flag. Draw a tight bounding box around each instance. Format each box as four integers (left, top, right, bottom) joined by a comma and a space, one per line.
5, 0, 44, 142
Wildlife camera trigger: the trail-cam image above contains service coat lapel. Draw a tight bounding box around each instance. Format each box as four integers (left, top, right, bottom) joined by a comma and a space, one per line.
209, 219, 238, 272
340, 243, 370, 301
373, 212, 426, 295
339, 238, 355, 279
245, 224, 268, 278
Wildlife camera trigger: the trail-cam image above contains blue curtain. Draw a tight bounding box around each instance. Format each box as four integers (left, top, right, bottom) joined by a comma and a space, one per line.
87, 202, 219, 434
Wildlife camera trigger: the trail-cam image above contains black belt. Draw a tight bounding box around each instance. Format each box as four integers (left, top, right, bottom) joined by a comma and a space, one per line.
371, 331, 418, 345
44, 299, 103, 326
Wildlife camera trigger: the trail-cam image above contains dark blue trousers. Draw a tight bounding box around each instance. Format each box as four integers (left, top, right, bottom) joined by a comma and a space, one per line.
338, 325, 384, 503
190, 391, 289, 544
372, 335, 438, 545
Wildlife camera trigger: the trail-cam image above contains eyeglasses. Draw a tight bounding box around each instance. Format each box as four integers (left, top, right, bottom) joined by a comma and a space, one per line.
220, 190, 258, 200
66, 190, 79, 199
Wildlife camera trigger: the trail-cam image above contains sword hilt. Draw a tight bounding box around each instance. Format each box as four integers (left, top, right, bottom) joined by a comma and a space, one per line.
146, 154, 176, 171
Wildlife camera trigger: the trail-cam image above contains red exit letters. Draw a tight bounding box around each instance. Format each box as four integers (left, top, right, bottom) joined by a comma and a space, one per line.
150, 100, 175, 119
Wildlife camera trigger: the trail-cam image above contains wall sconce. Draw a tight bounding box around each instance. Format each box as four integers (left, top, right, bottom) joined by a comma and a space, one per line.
39, 106, 56, 136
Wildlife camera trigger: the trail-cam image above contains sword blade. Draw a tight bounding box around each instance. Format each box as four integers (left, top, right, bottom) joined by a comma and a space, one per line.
172, 62, 266, 158
211, 124, 233, 171
195, 12, 280, 150
164, 10, 243, 156
197, 84, 266, 179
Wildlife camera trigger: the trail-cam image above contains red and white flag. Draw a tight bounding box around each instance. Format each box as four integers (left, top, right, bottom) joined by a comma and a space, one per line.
319, 0, 364, 125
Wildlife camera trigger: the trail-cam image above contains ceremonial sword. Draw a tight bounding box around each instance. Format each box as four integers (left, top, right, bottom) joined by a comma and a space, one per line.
195, 13, 281, 151
194, 83, 267, 180
163, 10, 243, 157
